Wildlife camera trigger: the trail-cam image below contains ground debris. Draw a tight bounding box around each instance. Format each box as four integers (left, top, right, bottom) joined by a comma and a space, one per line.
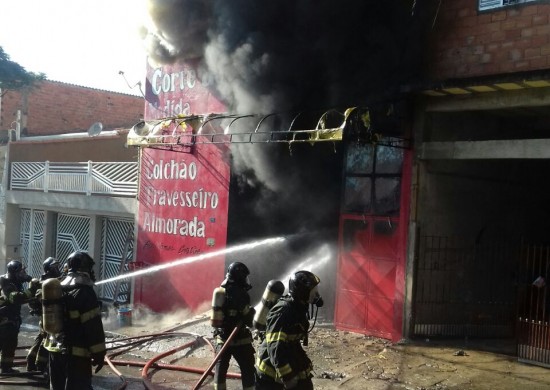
319, 370, 346, 380
453, 350, 468, 356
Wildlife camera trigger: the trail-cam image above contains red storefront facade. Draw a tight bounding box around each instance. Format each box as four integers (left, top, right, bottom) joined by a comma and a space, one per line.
131, 61, 413, 343
133, 62, 229, 312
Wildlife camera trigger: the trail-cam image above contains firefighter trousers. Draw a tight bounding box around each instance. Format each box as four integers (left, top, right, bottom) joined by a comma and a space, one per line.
49, 352, 93, 390
254, 375, 314, 390
0, 322, 19, 371
214, 342, 256, 390
26, 330, 48, 371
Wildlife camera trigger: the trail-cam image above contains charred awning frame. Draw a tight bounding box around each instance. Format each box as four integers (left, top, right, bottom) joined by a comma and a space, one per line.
127, 107, 410, 150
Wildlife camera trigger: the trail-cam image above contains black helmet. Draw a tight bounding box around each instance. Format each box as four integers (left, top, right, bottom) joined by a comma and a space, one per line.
7, 260, 23, 275
43, 257, 61, 276
7, 260, 31, 283
225, 262, 251, 289
289, 270, 321, 304
67, 251, 95, 275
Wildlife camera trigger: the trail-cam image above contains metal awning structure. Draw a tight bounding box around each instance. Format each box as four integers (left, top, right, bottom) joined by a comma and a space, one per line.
126, 107, 410, 149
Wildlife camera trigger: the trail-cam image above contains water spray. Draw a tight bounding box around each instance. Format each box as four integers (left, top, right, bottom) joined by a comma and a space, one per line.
277, 243, 333, 292
96, 237, 286, 286
253, 243, 333, 315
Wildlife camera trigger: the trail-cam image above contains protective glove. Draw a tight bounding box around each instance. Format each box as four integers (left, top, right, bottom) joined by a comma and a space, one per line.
283, 374, 298, 389
91, 353, 105, 374
22, 274, 33, 283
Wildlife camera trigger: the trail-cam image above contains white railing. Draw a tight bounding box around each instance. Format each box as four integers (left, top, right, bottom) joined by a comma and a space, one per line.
10, 161, 138, 197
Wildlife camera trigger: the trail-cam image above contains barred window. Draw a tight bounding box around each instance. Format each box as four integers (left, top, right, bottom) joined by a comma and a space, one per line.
479, 0, 539, 11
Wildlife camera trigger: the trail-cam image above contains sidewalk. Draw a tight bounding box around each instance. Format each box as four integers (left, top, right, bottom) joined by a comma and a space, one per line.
14, 307, 550, 390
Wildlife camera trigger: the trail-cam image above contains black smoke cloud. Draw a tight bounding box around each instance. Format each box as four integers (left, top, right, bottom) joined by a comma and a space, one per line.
141, 0, 435, 250
143, 0, 436, 113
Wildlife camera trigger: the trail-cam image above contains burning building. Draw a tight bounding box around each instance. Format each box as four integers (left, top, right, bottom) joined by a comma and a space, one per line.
0, 0, 549, 368
127, 0, 436, 342
128, 0, 550, 365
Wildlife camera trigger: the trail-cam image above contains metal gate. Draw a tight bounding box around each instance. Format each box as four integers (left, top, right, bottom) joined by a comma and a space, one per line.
517, 242, 550, 367
336, 216, 403, 341
20, 209, 46, 278
99, 218, 133, 303
412, 235, 518, 338
55, 214, 91, 269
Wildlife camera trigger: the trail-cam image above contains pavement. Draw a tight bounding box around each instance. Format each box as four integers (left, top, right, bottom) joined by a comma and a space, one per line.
4, 305, 550, 390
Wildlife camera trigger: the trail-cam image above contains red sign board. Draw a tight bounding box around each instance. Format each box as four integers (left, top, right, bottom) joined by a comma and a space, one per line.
144, 60, 225, 119
134, 61, 229, 312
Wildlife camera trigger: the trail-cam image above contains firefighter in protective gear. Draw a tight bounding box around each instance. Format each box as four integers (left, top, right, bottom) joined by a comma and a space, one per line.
213, 261, 256, 390
255, 270, 323, 390
43, 251, 106, 390
26, 257, 61, 373
0, 260, 39, 374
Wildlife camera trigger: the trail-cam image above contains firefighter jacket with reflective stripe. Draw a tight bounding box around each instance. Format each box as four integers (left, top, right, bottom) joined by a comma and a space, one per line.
255, 295, 313, 382
214, 283, 255, 346
44, 283, 106, 358
0, 276, 33, 324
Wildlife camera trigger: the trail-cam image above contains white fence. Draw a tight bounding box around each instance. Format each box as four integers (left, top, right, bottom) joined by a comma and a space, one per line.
10, 161, 138, 196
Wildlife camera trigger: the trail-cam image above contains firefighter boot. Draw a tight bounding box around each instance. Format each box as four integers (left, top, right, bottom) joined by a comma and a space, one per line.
1, 366, 19, 374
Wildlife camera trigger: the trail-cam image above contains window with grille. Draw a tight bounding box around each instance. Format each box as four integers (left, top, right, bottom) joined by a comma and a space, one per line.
343, 142, 403, 216
479, 0, 539, 11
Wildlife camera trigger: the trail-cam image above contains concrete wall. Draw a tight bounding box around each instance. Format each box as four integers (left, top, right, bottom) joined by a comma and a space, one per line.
417, 159, 524, 242
429, 0, 550, 81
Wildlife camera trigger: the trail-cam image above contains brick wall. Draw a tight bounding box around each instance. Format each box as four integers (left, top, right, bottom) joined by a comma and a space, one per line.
0, 80, 144, 136
428, 0, 550, 81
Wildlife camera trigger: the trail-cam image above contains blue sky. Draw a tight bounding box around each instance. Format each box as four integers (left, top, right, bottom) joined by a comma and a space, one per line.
0, 0, 149, 95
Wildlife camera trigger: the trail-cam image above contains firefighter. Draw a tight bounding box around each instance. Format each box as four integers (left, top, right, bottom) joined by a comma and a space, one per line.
43, 251, 106, 390
0, 260, 40, 374
26, 257, 61, 373
255, 270, 324, 390
212, 261, 256, 390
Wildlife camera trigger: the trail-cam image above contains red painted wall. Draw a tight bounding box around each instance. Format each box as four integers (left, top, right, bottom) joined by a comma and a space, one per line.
134, 61, 229, 312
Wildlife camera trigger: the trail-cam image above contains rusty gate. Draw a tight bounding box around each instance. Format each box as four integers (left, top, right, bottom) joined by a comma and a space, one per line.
412, 235, 518, 339
517, 243, 550, 367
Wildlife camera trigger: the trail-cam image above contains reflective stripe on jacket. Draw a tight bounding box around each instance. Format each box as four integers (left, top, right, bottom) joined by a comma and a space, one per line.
255, 296, 312, 382
44, 283, 105, 357
0, 276, 29, 322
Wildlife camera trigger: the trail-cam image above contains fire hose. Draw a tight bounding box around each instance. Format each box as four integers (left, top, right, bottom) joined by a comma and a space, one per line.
141, 337, 201, 389
106, 332, 201, 390
104, 353, 128, 390
105, 329, 242, 389
7, 322, 247, 387
193, 324, 242, 390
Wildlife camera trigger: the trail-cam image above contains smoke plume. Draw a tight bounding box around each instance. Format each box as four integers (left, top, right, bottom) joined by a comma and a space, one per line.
142, 0, 435, 114
141, 1, 435, 269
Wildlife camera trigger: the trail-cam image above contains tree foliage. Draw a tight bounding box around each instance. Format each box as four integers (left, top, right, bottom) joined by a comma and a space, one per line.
0, 47, 45, 94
